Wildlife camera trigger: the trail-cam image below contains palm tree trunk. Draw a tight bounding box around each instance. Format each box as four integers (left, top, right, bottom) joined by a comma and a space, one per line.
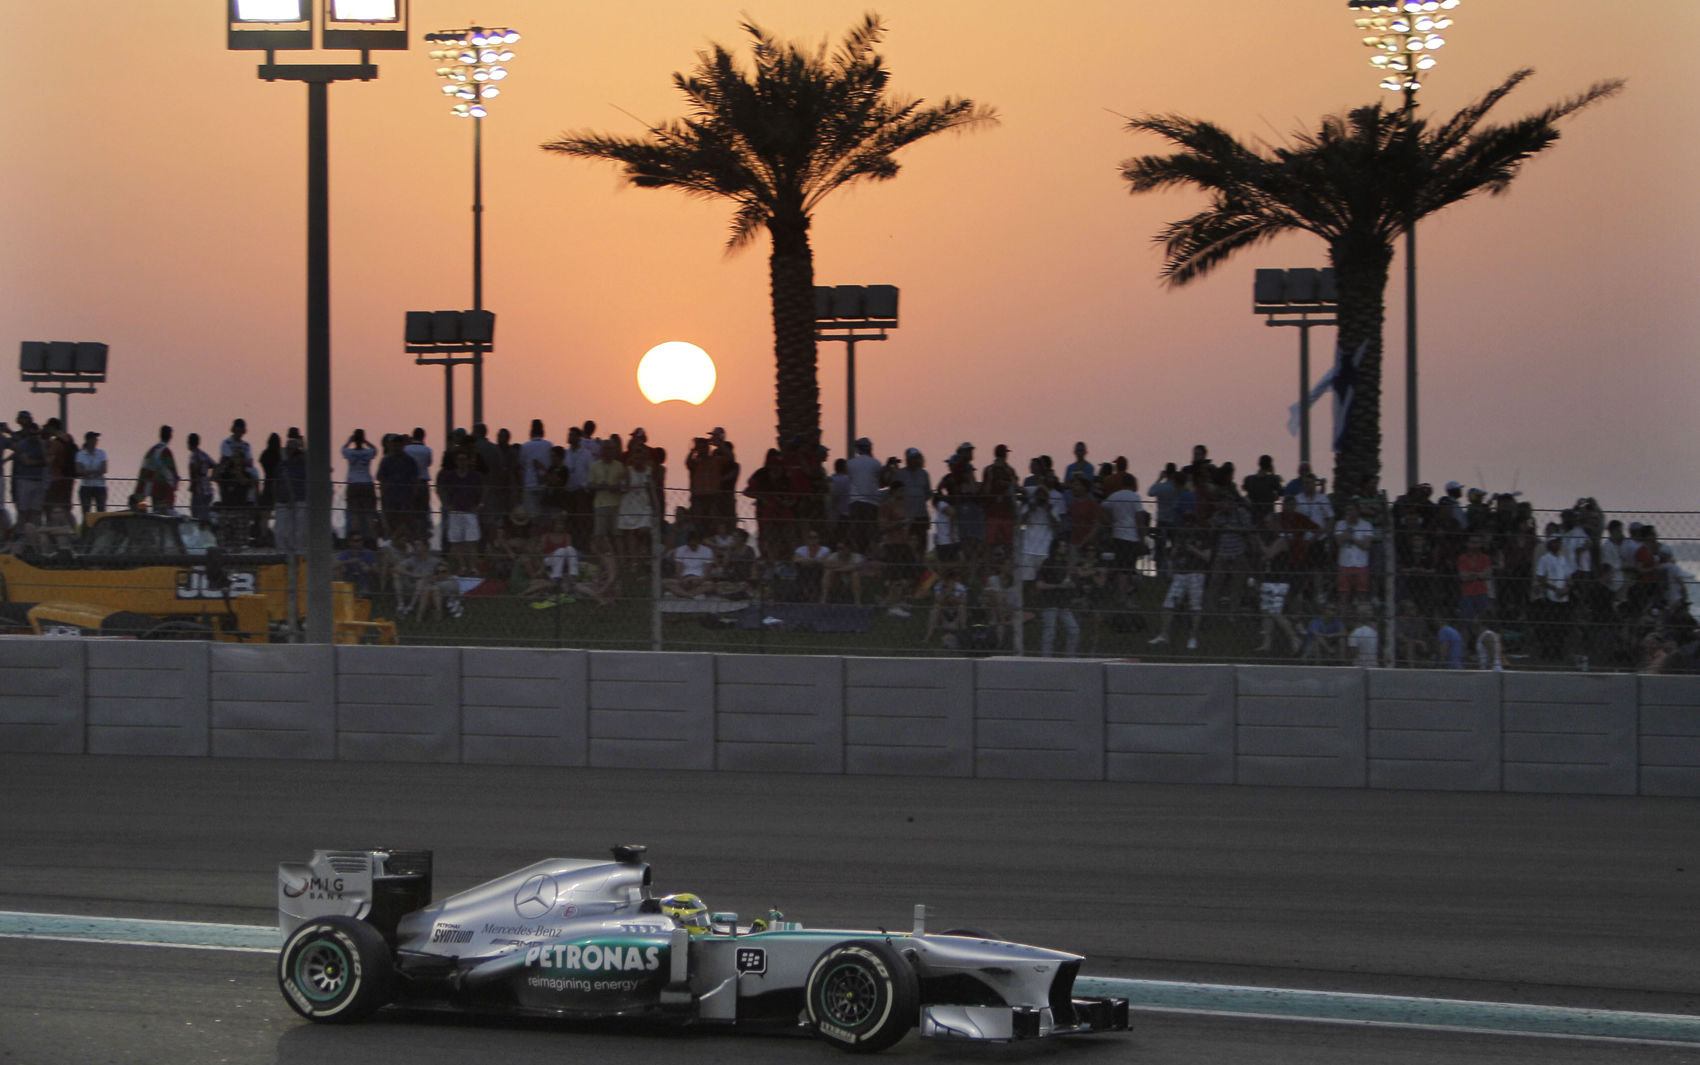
1329, 239, 1393, 495
767, 220, 820, 447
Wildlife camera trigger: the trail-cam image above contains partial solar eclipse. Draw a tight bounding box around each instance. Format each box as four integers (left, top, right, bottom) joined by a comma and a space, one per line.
637, 341, 717, 405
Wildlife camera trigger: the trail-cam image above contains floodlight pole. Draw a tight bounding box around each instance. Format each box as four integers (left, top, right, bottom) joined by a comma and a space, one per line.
815, 329, 891, 458
472, 116, 485, 427
259, 58, 379, 645
1403, 83, 1420, 490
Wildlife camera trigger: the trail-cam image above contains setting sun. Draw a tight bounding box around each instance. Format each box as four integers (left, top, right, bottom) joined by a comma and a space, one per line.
636, 341, 717, 405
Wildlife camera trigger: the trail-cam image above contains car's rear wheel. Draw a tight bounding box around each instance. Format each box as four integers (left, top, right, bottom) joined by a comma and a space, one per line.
804, 939, 918, 1053
278, 916, 392, 1023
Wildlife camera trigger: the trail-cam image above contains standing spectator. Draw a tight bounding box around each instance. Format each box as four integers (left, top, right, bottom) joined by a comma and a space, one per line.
137, 425, 179, 515
219, 418, 257, 542
437, 450, 485, 576
1148, 463, 1179, 577
686, 433, 730, 528
342, 429, 378, 541
1063, 441, 1094, 487
1348, 603, 1380, 667
8, 419, 47, 527
948, 444, 985, 560
1242, 455, 1283, 524
1207, 486, 1253, 613
1333, 502, 1374, 609
982, 444, 1018, 554
1294, 473, 1335, 548
1456, 534, 1495, 627
404, 428, 433, 541
932, 491, 960, 564
617, 440, 657, 559
560, 426, 594, 547
827, 458, 852, 547
75, 431, 107, 521
518, 419, 553, 516
845, 437, 883, 553
1600, 520, 1629, 606
892, 448, 932, 554
1065, 476, 1103, 565
470, 425, 508, 537
274, 431, 308, 556
1033, 540, 1080, 657
878, 480, 917, 616
186, 432, 215, 523
1557, 509, 1593, 581
1534, 536, 1576, 660
1016, 486, 1054, 583
43, 418, 76, 526
257, 432, 282, 542
376, 435, 418, 542
589, 435, 625, 549
1252, 511, 1304, 656
1102, 475, 1147, 597
1186, 443, 1217, 489
1149, 514, 1212, 650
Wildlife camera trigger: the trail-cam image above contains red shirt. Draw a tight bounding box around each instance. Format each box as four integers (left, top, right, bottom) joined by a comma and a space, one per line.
1457, 550, 1491, 597
1067, 496, 1103, 545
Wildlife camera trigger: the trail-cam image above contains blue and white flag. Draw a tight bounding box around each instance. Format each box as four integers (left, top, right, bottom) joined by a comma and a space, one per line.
1287, 369, 1336, 437
1330, 338, 1369, 452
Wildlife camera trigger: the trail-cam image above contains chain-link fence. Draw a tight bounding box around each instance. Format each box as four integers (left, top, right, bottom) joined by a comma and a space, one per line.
2, 470, 1695, 672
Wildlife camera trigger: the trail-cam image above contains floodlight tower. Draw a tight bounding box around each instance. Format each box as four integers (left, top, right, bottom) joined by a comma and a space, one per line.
1347, 0, 1459, 489
425, 25, 518, 429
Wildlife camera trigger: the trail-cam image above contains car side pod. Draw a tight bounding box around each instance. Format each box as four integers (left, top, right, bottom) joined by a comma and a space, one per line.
659, 927, 693, 1015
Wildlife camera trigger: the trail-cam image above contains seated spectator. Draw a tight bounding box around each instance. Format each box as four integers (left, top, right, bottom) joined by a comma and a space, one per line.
1348, 603, 1380, 668
1301, 602, 1345, 660
1395, 598, 1431, 667
926, 566, 969, 643
793, 529, 830, 602
664, 528, 716, 598
333, 532, 377, 594
821, 542, 869, 605
714, 528, 758, 600
579, 537, 623, 609
391, 540, 444, 619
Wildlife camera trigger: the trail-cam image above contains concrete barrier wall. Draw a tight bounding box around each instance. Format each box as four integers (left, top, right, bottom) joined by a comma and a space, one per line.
1236, 666, 1366, 788
461, 648, 588, 767
87, 641, 209, 757
210, 644, 335, 760
1368, 670, 1501, 792
845, 658, 973, 777
3, 639, 1692, 798
0, 637, 84, 755
1636, 675, 1700, 798
1104, 664, 1233, 785
336, 646, 460, 763
588, 652, 714, 770
1503, 673, 1637, 796
715, 654, 843, 774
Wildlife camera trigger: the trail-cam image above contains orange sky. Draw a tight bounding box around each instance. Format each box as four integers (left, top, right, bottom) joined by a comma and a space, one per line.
4, 0, 1695, 510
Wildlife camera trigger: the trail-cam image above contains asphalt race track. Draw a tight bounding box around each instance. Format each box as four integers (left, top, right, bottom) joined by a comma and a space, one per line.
3, 754, 1698, 1064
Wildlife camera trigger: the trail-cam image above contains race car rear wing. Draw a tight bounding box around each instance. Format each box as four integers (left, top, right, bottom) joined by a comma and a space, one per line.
278, 849, 432, 942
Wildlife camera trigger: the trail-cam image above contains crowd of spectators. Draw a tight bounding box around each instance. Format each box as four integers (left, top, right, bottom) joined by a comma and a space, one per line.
0, 406, 1692, 672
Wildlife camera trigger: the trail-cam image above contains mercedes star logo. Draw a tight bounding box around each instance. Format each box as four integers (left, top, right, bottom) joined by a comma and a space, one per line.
514, 874, 558, 919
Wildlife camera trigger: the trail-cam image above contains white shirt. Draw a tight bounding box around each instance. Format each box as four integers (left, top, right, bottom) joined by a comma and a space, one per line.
1020, 504, 1054, 557
562, 446, 594, 491
1476, 630, 1505, 671
674, 543, 715, 579
404, 442, 433, 481
1559, 526, 1592, 572
794, 544, 830, 562
846, 454, 883, 505
1102, 489, 1146, 542
1296, 491, 1334, 535
932, 499, 957, 548
1599, 538, 1626, 574
1349, 623, 1379, 668
519, 438, 554, 487
1535, 551, 1575, 602
1335, 519, 1373, 569
342, 444, 376, 484
75, 447, 107, 487
220, 436, 256, 477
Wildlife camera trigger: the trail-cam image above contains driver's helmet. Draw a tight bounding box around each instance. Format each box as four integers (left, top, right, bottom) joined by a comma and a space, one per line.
659, 893, 710, 934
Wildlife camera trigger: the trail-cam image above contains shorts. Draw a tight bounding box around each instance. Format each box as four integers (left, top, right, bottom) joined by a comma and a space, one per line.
593, 505, 619, 539
1111, 537, 1145, 570
447, 511, 480, 544
1015, 552, 1045, 583
1337, 567, 1369, 593
1259, 581, 1290, 616
1163, 571, 1206, 611
1458, 593, 1491, 622
935, 542, 961, 564
12, 478, 46, 513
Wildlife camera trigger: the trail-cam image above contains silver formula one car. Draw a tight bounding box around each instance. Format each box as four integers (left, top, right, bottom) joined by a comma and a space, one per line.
275, 845, 1128, 1052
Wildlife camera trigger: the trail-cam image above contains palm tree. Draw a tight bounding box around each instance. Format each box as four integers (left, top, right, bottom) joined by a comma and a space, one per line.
1120, 70, 1621, 492
543, 15, 995, 447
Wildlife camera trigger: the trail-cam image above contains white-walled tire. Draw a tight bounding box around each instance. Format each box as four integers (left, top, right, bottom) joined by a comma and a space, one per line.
278, 916, 392, 1023
804, 940, 919, 1053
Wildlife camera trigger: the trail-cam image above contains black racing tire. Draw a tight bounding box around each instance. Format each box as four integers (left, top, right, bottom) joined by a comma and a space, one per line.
938, 927, 1002, 941
278, 916, 393, 1023
804, 939, 919, 1054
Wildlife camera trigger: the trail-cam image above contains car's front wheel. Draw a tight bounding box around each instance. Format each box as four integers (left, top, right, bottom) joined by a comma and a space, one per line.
804, 939, 918, 1053
278, 916, 392, 1023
